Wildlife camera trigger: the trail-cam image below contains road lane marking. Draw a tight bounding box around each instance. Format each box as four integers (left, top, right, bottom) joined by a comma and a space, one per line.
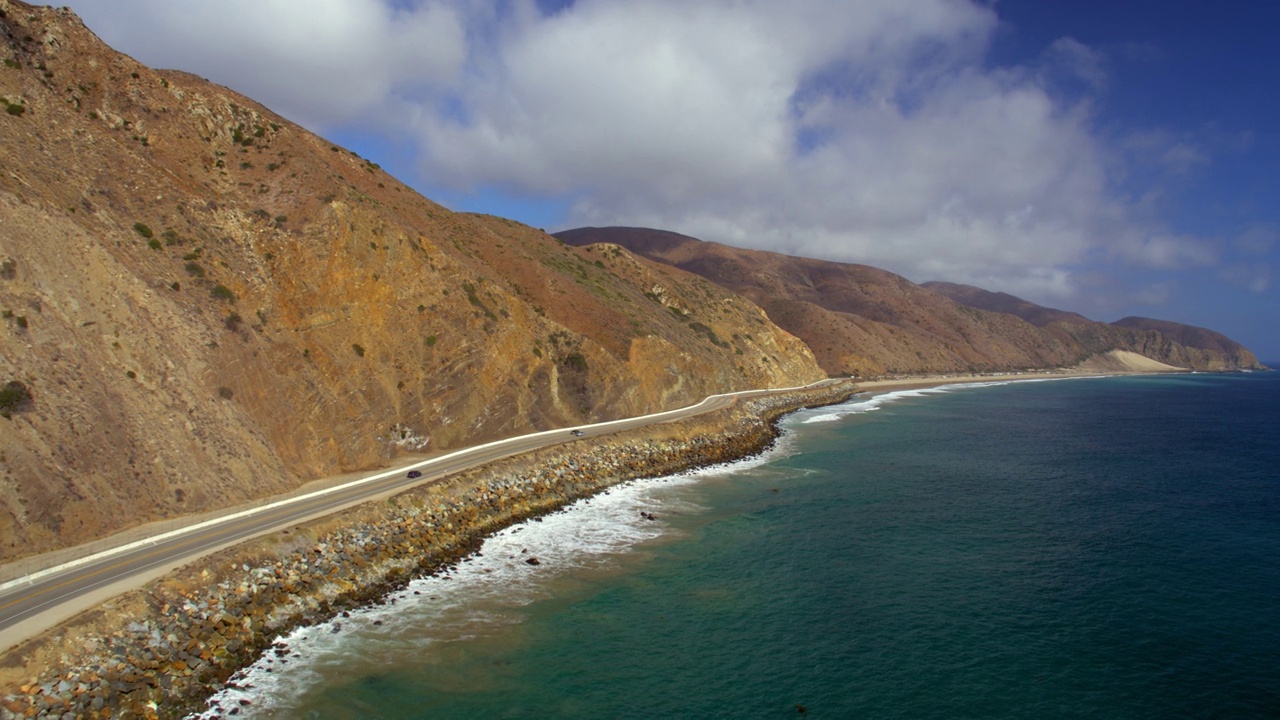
0, 378, 844, 624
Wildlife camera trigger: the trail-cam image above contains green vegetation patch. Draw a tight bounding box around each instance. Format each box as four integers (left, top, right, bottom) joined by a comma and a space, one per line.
0, 380, 33, 417
461, 282, 498, 321
689, 321, 729, 348
562, 352, 589, 372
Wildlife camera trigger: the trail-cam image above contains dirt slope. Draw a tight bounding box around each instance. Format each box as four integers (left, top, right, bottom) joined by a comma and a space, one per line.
557, 227, 1265, 375
0, 2, 822, 559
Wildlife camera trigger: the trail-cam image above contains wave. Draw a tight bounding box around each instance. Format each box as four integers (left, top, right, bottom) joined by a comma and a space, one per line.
795, 377, 1078, 425
797, 387, 951, 424
190, 440, 794, 717
195, 382, 1036, 716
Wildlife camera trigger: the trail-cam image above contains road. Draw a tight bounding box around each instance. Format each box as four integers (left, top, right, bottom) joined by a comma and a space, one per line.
0, 382, 835, 650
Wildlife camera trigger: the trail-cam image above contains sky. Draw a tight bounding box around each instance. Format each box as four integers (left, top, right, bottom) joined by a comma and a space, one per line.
63, 0, 1279, 360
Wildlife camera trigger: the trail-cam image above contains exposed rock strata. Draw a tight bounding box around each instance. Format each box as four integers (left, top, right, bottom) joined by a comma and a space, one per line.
557, 228, 1266, 375
0, 1, 822, 559
0, 381, 857, 719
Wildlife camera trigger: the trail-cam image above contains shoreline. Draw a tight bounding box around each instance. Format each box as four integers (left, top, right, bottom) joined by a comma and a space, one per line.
0, 381, 859, 719
0, 364, 1199, 717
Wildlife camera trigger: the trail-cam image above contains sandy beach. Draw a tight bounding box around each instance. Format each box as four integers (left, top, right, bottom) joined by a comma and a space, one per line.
853, 350, 1189, 394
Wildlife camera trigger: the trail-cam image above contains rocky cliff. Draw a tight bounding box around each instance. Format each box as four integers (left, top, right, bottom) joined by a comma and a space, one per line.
0, 1, 822, 559
0, 1, 1262, 562
556, 227, 1265, 375
925, 284, 1264, 372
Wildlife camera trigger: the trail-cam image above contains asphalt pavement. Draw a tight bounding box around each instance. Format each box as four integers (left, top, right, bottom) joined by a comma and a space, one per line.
0, 383, 826, 651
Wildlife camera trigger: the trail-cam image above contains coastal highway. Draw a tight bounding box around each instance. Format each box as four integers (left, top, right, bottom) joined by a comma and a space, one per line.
0, 380, 841, 650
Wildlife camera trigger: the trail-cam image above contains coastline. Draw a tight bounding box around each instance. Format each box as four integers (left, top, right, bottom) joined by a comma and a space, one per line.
0, 381, 859, 719
854, 370, 1093, 394
0, 360, 1194, 717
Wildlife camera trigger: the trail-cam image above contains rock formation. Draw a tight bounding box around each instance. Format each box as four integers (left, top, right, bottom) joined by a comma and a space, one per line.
556, 227, 1264, 376
0, 1, 1263, 564
0, 1, 820, 559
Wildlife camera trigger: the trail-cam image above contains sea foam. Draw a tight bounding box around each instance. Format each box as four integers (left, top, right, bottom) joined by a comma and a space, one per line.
797, 377, 1074, 424
190, 442, 792, 718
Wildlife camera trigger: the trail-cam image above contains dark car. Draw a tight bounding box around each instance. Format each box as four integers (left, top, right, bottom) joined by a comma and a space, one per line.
570, 429, 586, 437
407, 470, 423, 479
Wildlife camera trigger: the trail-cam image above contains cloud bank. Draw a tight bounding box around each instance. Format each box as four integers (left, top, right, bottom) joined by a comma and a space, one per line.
66, 0, 1245, 312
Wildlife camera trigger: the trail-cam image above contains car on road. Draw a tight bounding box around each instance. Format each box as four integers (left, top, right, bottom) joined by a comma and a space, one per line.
570, 429, 585, 437
407, 470, 422, 478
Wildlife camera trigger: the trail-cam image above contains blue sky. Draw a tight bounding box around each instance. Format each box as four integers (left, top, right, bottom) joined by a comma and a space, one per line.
66, 0, 1278, 360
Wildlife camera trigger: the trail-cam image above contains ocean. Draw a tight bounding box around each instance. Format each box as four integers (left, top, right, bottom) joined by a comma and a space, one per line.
197, 370, 1280, 719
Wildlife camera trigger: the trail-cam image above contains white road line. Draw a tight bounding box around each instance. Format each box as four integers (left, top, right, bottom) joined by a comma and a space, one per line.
0, 379, 836, 594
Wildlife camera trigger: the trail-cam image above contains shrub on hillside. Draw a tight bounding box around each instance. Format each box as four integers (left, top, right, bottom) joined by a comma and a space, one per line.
0, 380, 32, 417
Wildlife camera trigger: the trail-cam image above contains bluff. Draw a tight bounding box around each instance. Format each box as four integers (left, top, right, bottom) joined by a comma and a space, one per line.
0, 2, 822, 559
926, 283, 1263, 372
555, 228, 1264, 376
0, 1, 1262, 563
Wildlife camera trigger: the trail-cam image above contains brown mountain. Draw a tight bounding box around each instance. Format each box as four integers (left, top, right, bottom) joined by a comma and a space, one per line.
926, 283, 1264, 371
556, 227, 1264, 376
921, 281, 1090, 327
0, 2, 823, 559
1111, 316, 1261, 370
0, 1, 1262, 562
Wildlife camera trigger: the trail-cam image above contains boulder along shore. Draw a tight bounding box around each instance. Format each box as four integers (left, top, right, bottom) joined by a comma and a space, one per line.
0, 380, 858, 719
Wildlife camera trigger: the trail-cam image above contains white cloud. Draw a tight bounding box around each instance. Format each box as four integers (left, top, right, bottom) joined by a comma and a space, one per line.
1233, 223, 1278, 256
1112, 231, 1220, 270
65, 0, 467, 129
1040, 36, 1108, 90
1133, 281, 1177, 306
64, 0, 1230, 311
1218, 263, 1270, 294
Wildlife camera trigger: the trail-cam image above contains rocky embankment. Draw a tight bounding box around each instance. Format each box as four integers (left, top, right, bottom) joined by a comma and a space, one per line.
0, 381, 856, 719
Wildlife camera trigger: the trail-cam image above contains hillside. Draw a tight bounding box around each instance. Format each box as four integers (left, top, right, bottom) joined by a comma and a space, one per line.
0, 1, 1263, 562
0, 2, 822, 559
1111, 316, 1262, 369
928, 283, 1264, 372
556, 227, 1264, 376
921, 281, 1091, 326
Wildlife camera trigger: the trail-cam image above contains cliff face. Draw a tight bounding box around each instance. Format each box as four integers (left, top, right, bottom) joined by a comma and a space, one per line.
928, 286, 1265, 372
0, 1, 1261, 561
0, 2, 822, 558
557, 228, 1266, 375
1109, 317, 1262, 371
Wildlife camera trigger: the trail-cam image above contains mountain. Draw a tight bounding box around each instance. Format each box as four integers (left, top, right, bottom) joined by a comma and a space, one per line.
1111, 316, 1262, 370
555, 228, 1264, 376
926, 283, 1264, 371
0, 1, 1261, 562
0, 2, 823, 559
921, 281, 1091, 327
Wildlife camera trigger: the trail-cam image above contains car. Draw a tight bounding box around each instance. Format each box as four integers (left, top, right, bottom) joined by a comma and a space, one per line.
570, 429, 585, 437
407, 470, 422, 478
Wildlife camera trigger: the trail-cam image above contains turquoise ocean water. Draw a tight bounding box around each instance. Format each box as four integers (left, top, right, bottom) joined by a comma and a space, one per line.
198, 371, 1280, 719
